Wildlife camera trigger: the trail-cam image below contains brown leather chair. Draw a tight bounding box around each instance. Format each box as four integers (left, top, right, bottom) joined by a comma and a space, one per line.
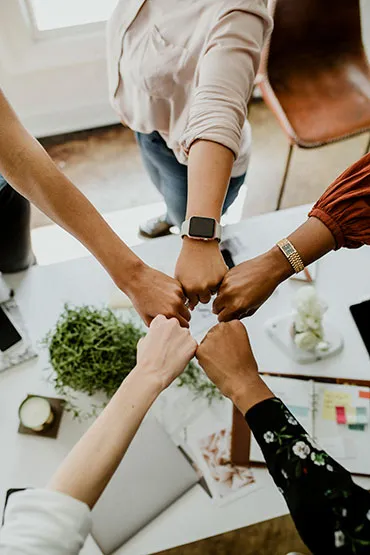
259, 0, 370, 209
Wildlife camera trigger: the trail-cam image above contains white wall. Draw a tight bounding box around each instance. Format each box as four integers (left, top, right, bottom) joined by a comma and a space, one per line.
0, 0, 119, 137
0, 58, 119, 137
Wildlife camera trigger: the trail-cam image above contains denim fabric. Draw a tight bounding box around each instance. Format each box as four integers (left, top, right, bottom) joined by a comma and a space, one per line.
136, 131, 246, 227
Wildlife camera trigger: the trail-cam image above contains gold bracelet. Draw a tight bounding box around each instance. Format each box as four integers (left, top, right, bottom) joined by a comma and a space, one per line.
276, 238, 305, 274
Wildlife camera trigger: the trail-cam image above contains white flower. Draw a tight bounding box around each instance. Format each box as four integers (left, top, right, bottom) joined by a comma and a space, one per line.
295, 285, 317, 305
342, 508, 347, 517
305, 435, 320, 449
366, 509, 370, 521
327, 464, 334, 472
334, 530, 345, 548
294, 330, 320, 351
293, 441, 310, 459
311, 452, 325, 466
294, 313, 308, 333
305, 316, 322, 330
295, 286, 327, 320
264, 431, 275, 443
281, 469, 288, 479
287, 415, 298, 425
316, 340, 330, 353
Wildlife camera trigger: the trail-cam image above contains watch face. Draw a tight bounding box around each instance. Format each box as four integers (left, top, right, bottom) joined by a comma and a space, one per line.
189, 217, 215, 239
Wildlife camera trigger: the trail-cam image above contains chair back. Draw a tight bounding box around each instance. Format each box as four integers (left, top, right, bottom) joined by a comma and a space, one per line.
261, 0, 367, 84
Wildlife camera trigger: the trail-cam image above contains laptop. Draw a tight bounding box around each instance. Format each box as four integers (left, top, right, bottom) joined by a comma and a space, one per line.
91, 416, 199, 554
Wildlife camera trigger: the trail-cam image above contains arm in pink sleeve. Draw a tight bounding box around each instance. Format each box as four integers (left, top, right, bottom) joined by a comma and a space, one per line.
180, 0, 272, 159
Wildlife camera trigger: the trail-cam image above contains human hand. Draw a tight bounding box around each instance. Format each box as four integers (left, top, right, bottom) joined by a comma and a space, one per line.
136, 315, 198, 390
175, 238, 227, 309
196, 321, 273, 413
125, 263, 190, 328
213, 248, 292, 322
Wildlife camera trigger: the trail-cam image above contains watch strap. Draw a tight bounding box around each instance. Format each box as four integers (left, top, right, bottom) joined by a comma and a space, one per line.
181, 219, 190, 237
181, 218, 222, 242
276, 238, 305, 274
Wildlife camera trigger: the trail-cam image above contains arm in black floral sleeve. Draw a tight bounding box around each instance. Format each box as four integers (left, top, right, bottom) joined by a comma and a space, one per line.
246, 398, 370, 554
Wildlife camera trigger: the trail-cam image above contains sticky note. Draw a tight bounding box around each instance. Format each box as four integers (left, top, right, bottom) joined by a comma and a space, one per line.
356, 406, 368, 425
359, 390, 370, 400
323, 390, 352, 421
336, 406, 346, 424
287, 405, 310, 418
349, 424, 366, 431
346, 409, 357, 425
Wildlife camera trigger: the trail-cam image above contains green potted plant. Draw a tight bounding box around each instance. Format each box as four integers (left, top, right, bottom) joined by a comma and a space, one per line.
43, 305, 221, 418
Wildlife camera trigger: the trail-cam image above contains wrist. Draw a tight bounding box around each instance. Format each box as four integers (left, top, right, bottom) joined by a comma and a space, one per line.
125, 365, 164, 399
182, 236, 220, 251
266, 245, 295, 283
113, 255, 146, 295
230, 373, 275, 415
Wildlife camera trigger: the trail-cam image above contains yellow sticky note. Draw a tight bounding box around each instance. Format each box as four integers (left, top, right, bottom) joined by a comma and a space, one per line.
322, 390, 353, 421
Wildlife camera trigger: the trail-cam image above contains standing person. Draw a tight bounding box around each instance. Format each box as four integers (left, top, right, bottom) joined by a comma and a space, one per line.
0, 89, 190, 327
107, 0, 272, 307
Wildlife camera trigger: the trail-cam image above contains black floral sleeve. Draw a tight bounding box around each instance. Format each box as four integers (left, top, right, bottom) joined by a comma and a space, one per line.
245, 398, 370, 554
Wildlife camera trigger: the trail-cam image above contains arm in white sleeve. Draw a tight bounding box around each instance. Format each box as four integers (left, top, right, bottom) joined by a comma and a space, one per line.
0, 489, 91, 555
181, 0, 272, 159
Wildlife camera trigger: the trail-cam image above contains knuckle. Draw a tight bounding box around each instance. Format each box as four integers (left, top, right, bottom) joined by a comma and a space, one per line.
163, 311, 174, 321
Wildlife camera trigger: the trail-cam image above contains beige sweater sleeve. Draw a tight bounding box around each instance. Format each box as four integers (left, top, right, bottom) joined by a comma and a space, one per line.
180, 0, 272, 159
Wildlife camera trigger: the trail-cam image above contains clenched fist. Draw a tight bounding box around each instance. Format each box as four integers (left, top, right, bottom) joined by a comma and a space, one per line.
196, 321, 274, 413
213, 248, 292, 322
125, 263, 191, 327
137, 315, 197, 390
175, 238, 227, 309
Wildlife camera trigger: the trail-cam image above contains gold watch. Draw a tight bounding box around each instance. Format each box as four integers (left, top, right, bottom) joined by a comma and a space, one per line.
276, 238, 304, 274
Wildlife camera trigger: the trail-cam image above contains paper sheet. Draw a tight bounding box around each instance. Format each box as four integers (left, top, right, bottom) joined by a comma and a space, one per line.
189, 428, 258, 506
319, 436, 346, 459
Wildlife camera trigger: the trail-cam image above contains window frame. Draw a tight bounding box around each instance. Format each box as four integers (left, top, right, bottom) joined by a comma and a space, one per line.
0, 0, 108, 75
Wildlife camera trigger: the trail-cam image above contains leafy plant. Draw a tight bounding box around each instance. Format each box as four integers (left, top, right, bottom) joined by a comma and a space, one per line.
43, 305, 222, 417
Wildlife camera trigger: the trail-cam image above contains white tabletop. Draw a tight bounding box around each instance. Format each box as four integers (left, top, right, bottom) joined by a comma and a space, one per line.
2, 204, 370, 555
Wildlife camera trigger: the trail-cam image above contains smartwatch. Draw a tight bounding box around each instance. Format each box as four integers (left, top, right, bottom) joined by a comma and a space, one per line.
181, 216, 222, 242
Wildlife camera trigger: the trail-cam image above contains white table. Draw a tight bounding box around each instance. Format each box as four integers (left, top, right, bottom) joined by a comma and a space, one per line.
1, 204, 370, 555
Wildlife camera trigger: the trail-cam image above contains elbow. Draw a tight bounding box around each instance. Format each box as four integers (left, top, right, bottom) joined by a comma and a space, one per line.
181, 87, 246, 161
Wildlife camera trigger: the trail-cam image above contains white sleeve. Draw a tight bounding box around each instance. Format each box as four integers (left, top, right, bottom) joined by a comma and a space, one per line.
0, 489, 92, 555
180, 0, 272, 160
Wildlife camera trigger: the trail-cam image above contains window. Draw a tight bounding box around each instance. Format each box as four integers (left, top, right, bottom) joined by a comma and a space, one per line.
27, 0, 119, 31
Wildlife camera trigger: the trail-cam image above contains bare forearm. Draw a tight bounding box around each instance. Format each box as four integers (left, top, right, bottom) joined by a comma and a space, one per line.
288, 216, 336, 266
47, 367, 161, 508
0, 90, 141, 289
186, 140, 234, 220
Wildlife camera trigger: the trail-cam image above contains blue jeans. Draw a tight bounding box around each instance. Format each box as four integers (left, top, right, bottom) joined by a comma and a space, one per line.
136, 131, 246, 227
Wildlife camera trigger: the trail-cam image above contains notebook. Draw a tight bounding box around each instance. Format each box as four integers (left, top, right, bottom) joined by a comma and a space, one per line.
250, 375, 370, 476
92, 417, 199, 555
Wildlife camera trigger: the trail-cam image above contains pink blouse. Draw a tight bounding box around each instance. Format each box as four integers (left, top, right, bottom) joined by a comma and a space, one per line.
106, 0, 272, 177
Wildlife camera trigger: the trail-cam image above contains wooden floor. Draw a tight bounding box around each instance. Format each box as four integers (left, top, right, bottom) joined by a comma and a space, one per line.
155, 515, 310, 555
